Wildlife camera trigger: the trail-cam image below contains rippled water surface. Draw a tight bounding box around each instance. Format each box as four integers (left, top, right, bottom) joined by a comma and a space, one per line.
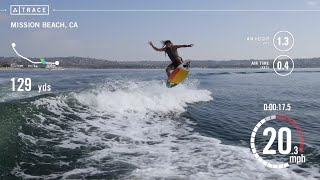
0, 68, 319, 179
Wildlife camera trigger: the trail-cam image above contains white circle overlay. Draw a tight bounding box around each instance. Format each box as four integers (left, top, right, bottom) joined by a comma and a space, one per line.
273, 31, 295, 52
273, 55, 295, 77
250, 115, 290, 169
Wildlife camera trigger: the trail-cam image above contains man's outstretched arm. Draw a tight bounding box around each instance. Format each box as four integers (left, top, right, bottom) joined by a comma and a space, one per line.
174, 44, 194, 48
149, 41, 165, 52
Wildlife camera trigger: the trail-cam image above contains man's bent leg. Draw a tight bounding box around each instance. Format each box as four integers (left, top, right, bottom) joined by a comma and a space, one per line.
166, 67, 171, 77
166, 63, 175, 78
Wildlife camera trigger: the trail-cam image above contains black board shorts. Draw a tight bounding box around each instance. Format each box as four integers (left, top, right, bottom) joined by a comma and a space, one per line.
167, 57, 183, 69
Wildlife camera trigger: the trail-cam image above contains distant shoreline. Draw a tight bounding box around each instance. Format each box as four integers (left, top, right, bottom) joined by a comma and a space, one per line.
1, 67, 320, 71
2, 57, 320, 69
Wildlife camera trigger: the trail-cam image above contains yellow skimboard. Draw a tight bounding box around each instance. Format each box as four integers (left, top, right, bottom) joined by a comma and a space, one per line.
166, 61, 191, 88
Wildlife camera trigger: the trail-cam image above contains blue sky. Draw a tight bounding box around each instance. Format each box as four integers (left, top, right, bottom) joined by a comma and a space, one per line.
1, 0, 320, 61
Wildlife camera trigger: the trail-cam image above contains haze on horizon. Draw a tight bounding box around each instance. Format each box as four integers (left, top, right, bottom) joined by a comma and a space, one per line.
1, 0, 320, 61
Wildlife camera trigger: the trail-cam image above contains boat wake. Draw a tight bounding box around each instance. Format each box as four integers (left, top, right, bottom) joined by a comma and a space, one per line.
9, 80, 318, 179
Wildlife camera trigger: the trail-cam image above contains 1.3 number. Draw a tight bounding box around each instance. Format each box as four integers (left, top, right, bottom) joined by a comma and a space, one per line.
277, 37, 289, 46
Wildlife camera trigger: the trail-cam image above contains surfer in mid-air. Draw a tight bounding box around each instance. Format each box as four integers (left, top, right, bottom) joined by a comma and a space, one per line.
149, 40, 193, 77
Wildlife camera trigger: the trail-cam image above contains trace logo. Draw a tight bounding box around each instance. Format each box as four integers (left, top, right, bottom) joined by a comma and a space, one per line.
10, 5, 49, 16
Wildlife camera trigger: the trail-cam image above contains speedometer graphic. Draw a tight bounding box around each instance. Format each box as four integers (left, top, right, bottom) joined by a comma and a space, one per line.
251, 115, 305, 168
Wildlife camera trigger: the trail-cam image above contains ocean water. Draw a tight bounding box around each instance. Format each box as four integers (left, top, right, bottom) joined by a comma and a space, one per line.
0, 68, 319, 179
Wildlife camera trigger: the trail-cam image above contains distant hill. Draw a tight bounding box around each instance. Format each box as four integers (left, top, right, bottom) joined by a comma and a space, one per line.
1, 57, 320, 69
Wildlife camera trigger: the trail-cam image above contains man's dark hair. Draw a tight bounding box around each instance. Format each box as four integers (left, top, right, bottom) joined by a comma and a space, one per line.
162, 40, 172, 47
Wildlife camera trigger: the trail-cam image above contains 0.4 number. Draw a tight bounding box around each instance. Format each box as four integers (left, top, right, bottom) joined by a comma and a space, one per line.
277, 61, 289, 70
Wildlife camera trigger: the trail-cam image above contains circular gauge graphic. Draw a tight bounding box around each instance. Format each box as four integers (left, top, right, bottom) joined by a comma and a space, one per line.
250, 115, 305, 169
273, 31, 295, 52
273, 55, 294, 76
